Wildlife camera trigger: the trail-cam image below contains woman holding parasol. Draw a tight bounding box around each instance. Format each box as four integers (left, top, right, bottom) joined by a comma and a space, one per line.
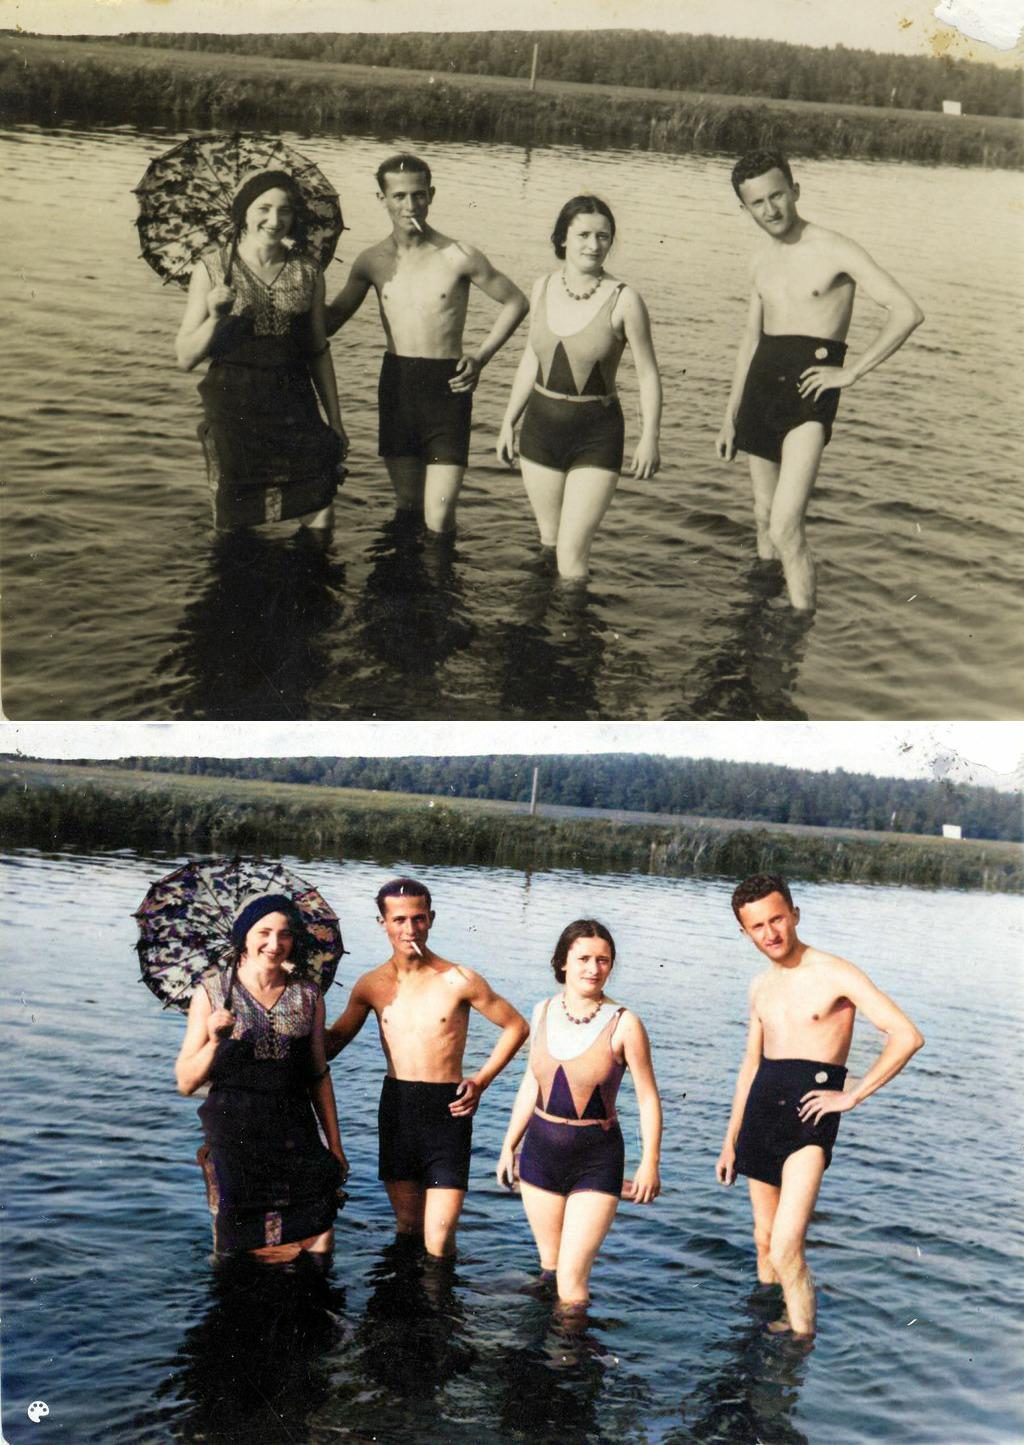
174, 891, 348, 1263
136, 134, 348, 530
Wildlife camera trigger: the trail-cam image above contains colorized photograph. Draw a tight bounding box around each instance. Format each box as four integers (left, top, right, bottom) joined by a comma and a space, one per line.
1, 720, 1021, 1443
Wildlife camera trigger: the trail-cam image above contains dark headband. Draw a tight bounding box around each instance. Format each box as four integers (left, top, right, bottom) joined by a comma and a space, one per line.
230, 171, 300, 232
230, 893, 296, 948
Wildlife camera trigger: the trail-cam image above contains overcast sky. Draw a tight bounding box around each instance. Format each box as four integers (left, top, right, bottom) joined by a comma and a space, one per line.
4, 722, 1022, 790
7, 0, 1022, 62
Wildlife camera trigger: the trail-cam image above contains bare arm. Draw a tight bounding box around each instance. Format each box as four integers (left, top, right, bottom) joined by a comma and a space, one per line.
324, 253, 373, 338
450, 971, 529, 1115
450, 246, 529, 392
799, 238, 924, 400
618, 286, 663, 479
175, 260, 235, 372
306, 270, 347, 444
715, 993, 764, 1184
619, 1010, 662, 1203
716, 286, 763, 461
307, 993, 348, 1176
175, 983, 234, 1095
799, 961, 924, 1123
324, 976, 374, 1061
496, 275, 542, 465
496, 1012, 541, 1187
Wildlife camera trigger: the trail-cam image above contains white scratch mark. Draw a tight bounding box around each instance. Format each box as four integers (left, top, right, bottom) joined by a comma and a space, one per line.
907, 1318, 918, 1326
934, 0, 1024, 50
907, 595, 918, 602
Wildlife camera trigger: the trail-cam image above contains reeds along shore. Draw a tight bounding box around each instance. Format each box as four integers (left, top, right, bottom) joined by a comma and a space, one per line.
0, 768, 1018, 894
1, 38, 1021, 170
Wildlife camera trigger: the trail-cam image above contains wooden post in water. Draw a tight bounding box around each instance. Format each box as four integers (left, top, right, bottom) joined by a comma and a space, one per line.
529, 766, 539, 816
529, 43, 539, 93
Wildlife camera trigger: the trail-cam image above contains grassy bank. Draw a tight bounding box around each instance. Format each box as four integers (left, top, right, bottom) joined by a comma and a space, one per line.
2, 35, 1021, 168
1, 761, 1018, 893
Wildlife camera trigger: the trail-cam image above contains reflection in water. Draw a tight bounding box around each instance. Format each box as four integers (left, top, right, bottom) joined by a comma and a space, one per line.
497, 1303, 611, 1441
160, 527, 347, 719
348, 515, 476, 716
675, 561, 813, 720
493, 564, 611, 719
154, 1252, 347, 1445
671, 1286, 811, 1444
355, 1238, 476, 1397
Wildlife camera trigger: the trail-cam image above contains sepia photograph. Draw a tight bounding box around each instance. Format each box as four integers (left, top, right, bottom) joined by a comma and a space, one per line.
2, 0, 1021, 720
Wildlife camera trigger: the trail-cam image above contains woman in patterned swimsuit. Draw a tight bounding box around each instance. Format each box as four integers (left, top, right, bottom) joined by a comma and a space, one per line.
176, 171, 348, 530
497, 195, 663, 580
497, 920, 663, 1309
175, 894, 348, 1263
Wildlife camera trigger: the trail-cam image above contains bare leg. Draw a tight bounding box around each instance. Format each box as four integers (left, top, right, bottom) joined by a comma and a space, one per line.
747, 456, 782, 561
385, 456, 426, 513
554, 468, 620, 580
766, 1146, 827, 1337
521, 458, 567, 549
422, 464, 466, 534
553, 1191, 620, 1304
384, 1179, 426, 1236
768, 423, 828, 612
519, 1180, 567, 1271
747, 1178, 782, 1285
422, 1187, 466, 1258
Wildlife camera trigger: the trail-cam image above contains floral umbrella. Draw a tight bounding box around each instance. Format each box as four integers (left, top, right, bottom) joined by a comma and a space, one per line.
134, 856, 344, 1011
134, 131, 344, 287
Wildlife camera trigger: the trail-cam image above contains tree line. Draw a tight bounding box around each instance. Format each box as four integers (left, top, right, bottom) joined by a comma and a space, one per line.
65, 754, 1022, 841
102, 29, 1022, 118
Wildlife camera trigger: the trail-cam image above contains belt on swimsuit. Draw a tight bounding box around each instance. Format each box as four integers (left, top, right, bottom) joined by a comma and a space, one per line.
532, 384, 619, 406
533, 1108, 619, 1130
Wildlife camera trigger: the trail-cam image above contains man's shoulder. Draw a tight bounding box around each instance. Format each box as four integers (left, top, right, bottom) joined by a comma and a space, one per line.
803, 944, 858, 979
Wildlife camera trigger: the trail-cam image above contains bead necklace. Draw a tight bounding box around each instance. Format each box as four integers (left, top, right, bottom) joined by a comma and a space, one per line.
561, 268, 604, 302
560, 993, 605, 1025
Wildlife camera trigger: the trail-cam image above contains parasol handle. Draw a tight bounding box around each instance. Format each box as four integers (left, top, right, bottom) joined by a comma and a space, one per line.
224, 233, 239, 289
223, 957, 238, 1013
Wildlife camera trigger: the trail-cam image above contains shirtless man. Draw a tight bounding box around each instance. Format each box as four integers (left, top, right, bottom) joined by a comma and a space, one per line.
326, 153, 528, 533
325, 876, 529, 1256
716, 150, 924, 611
716, 873, 924, 1338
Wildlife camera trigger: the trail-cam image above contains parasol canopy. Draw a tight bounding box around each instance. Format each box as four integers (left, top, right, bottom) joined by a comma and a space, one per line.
134, 132, 344, 287
134, 856, 344, 1012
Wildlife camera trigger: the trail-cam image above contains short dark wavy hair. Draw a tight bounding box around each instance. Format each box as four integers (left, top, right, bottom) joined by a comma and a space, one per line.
550, 195, 616, 260
376, 152, 432, 192
375, 876, 433, 915
550, 919, 616, 984
730, 874, 794, 922
730, 150, 794, 199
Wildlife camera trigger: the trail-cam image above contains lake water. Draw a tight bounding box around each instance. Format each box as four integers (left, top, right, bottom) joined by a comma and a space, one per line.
2, 848, 1021, 1444
3, 124, 1022, 721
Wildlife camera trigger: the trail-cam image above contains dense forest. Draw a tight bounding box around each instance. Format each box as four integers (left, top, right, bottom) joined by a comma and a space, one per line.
102, 30, 1023, 118
64, 754, 1022, 841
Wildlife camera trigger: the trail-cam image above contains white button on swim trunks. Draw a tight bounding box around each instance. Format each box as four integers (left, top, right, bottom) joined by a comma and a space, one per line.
815, 1070, 829, 1083
814, 347, 829, 360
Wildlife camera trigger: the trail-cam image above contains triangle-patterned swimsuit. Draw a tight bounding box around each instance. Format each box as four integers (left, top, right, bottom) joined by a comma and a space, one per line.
518, 275, 627, 475
518, 999, 627, 1198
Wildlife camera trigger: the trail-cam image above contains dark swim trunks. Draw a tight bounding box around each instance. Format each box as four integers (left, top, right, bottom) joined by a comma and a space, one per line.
377, 1076, 473, 1190
735, 333, 848, 464
519, 391, 625, 474
734, 1058, 848, 1188
519, 1115, 625, 1198
378, 353, 473, 466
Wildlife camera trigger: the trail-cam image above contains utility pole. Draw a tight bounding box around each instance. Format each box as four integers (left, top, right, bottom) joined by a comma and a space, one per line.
529, 766, 539, 816
529, 42, 539, 92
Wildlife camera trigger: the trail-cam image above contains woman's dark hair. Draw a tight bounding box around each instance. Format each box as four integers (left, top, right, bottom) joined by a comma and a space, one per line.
230, 170, 310, 248
551, 919, 616, 984
228, 895, 315, 975
550, 195, 616, 260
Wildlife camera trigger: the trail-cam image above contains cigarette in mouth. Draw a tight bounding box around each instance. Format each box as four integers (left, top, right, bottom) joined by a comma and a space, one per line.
409, 941, 423, 956
409, 218, 424, 233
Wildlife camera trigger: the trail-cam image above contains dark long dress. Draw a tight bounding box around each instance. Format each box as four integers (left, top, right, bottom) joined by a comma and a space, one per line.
197, 248, 341, 529
197, 968, 341, 1253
